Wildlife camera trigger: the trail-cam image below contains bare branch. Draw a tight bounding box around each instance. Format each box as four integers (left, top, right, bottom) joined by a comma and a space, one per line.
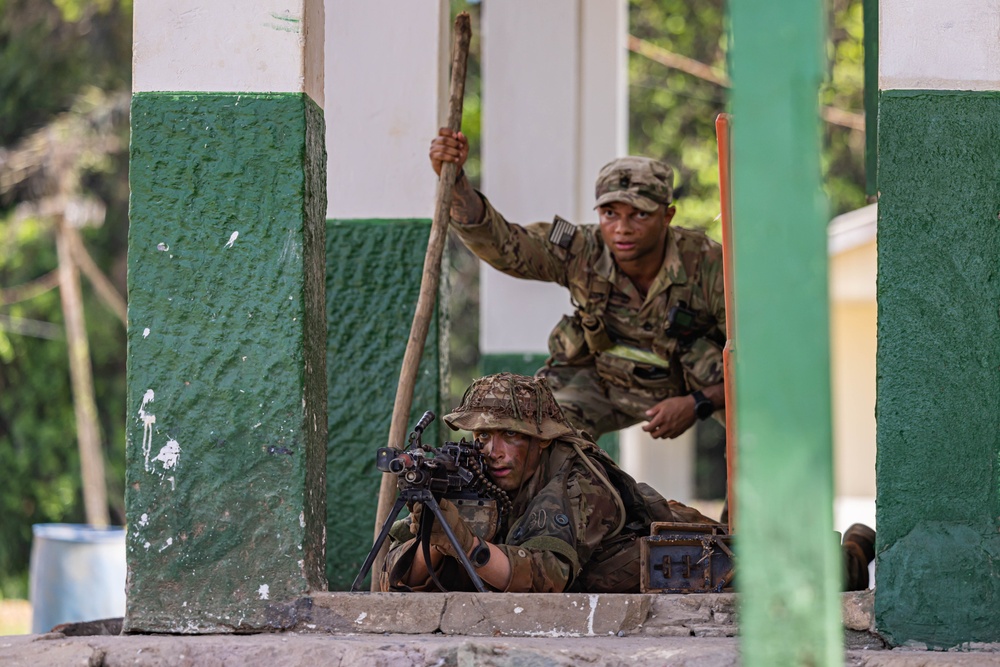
67, 227, 127, 326
628, 34, 731, 87
0, 270, 60, 305
627, 35, 866, 132
0, 313, 63, 340
820, 105, 866, 132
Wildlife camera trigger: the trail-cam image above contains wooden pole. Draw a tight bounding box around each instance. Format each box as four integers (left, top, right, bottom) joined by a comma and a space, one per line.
56, 217, 110, 528
715, 113, 738, 534
369, 11, 472, 590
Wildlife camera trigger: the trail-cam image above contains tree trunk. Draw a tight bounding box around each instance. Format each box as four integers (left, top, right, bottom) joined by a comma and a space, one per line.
56, 218, 110, 527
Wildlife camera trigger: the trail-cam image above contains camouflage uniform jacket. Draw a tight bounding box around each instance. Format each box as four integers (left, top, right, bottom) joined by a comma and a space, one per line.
382, 435, 711, 593
454, 195, 727, 397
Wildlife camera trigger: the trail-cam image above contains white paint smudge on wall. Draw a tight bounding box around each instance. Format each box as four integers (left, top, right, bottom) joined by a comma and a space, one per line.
355, 612, 367, 624
139, 389, 156, 471
154, 439, 181, 470
225, 231, 239, 248
139, 513, 149, 527
299, 512, 305, 528
144, 541, 151, 550
159, 537, 174, 553
258, 584, 270, 600
586, 595, 599, 636
143, 328, 150, 338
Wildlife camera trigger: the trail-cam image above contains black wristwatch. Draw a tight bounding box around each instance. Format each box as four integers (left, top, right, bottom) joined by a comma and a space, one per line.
691, 390, 715, 420
470, 540, 491, 568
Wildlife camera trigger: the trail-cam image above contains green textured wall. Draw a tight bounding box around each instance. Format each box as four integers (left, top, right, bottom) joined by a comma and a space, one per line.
876, 90, 1000, 647
325, 220, 444, 590
126, 93, 327, 632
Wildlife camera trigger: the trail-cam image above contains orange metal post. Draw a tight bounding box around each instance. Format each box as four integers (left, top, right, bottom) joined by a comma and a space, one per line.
715, 113, 737, 533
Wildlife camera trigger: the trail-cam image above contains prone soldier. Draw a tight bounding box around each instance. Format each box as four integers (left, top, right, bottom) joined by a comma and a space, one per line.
379, 373, 877, 593
380, 372, 719, 593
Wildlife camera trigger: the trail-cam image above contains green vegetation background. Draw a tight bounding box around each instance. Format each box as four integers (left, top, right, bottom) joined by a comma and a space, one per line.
0, 0, 866, 598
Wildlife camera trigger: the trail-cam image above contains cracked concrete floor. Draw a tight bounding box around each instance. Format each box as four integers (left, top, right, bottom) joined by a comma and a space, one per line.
2, 632, 999, 667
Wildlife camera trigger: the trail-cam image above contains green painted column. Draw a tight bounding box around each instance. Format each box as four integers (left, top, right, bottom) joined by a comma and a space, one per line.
730, 1, 842, 665
876, 91, 1000, 647
126, 92, 327, 632
875, 0, 1000, 648
126, 0, 327, 632
324, 220, 445, 590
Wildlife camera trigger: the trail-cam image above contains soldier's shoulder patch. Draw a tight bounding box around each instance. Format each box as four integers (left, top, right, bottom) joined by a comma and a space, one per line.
549, 215, 577, 249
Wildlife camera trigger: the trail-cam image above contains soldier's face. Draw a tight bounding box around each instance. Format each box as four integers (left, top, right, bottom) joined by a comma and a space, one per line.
598, 202, 675, 266
475, 429, 549, 492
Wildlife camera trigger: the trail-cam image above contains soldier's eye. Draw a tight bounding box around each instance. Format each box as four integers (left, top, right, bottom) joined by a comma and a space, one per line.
504, 430, 519, 438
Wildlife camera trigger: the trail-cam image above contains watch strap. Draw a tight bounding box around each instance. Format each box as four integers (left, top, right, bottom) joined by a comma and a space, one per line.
692, 390, 715, 420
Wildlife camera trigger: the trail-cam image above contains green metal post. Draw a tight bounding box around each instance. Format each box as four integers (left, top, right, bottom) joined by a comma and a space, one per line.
730, 1, 842, 665
863, 0, 879, 197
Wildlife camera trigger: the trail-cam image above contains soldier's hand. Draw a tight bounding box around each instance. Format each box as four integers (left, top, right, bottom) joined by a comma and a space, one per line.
408, 502, 424, 536
642, 395, 697, 440
429, 128, 469, 177
428, 498, 477, 559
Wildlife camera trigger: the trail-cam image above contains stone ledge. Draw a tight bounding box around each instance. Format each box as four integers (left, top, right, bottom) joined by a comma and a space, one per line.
297, 589, 878, 643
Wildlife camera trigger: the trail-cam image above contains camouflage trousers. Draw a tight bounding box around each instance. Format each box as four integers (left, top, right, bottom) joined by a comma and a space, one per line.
537, 362, 726, 439
536, 363, 672, 438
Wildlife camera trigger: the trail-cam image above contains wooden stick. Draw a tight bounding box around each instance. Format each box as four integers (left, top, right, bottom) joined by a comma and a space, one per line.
369, 11, 472, 591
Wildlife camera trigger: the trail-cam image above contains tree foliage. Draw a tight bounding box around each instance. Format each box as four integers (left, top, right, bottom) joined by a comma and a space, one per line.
0, 0, 131, 598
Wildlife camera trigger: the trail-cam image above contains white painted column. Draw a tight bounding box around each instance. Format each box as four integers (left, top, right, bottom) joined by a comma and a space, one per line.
325, 0, 449, 219
134, 0, 324, 102
880, 0, 1000, 91
480, 0, 627, 355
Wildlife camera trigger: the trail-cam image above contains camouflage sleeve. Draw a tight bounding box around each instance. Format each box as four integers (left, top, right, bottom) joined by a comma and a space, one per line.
699, 236, 727, 340
451, 194, 573, 286
500, 457, 622, 592
680, 237, 727, 392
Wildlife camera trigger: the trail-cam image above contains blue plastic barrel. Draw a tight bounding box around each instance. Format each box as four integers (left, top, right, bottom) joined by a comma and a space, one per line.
29, 524, 126, 634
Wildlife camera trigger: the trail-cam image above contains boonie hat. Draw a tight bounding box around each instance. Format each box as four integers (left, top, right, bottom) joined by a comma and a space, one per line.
594, 156, 674, 213
444, 373, 576, 440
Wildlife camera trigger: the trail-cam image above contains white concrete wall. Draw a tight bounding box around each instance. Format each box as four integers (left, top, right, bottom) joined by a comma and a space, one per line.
134, 0, 324, 104
620, 425, 695, 505
325, 0, 448, 219
480, 0, 627, 354
880, 0, 1000, 90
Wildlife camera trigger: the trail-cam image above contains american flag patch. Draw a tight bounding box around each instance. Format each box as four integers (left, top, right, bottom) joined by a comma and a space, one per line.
549, 215, 576, 249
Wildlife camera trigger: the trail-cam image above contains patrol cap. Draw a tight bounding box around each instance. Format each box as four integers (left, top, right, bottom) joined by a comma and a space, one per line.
444, 372, 576, 441
594, 156, 674, 213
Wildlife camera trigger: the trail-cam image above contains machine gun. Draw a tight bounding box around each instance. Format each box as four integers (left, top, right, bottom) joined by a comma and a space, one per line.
351, 411, 511, 592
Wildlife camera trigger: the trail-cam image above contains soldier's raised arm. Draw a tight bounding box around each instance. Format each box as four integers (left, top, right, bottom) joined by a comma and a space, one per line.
429, 128, 484, 225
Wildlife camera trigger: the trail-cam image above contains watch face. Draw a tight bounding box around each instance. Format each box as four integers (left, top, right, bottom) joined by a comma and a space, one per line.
472, 542, 491, 567
694, 393, 714, 420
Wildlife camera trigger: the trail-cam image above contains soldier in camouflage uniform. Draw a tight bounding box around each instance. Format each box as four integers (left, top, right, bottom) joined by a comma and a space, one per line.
381, 373, 877, 593
430, 129, 725, 439
380, 373, 719, 593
